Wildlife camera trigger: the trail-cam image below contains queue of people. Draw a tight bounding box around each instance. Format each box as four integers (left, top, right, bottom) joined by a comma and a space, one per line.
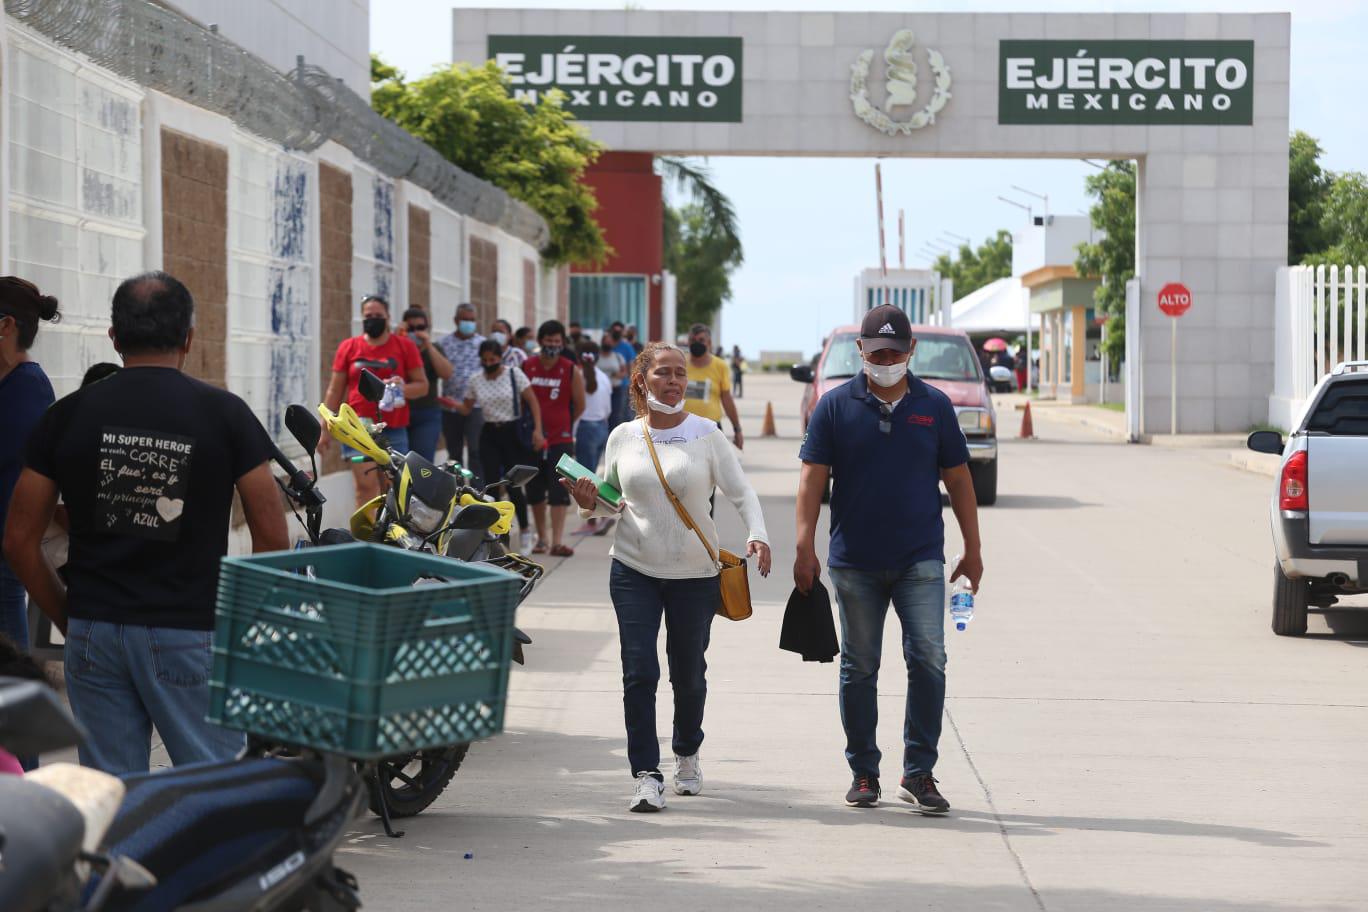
2, 281, 983, 830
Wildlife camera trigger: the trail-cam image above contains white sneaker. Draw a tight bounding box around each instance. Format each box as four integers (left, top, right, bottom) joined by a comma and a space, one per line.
519, 530, 534, 554
673, 753, 702, 796
630, 772, 666, 812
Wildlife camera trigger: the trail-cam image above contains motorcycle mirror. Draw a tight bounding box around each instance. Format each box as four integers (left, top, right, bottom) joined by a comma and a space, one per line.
450, 503, 500, 530
285, 404, 322, 455
506, 465, 540, 489
357, 368, 386, 404
0, 677, 87, 756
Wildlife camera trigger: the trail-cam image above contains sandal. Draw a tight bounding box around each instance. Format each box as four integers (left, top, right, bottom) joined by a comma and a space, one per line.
532, 540, 548, 555
550, 544, 575, 557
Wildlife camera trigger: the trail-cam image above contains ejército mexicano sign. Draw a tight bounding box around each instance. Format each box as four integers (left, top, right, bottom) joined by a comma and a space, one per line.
999, 40, 1254, 125
488, 35, 743, 122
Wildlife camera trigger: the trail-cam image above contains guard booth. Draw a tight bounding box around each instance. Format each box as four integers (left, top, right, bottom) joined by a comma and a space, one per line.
853, 268, 953, 327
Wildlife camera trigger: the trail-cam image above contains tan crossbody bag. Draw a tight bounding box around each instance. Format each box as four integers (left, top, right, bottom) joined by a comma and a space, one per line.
640, 418, 753, 621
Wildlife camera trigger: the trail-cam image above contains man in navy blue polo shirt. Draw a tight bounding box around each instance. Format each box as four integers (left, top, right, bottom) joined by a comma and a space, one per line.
794, 304, 983, 814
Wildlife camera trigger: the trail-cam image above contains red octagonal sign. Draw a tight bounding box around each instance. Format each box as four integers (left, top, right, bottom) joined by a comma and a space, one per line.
1158, 282, 1192, 317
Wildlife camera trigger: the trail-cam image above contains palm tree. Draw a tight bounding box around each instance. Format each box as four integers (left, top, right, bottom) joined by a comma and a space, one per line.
656, 156, 742, 262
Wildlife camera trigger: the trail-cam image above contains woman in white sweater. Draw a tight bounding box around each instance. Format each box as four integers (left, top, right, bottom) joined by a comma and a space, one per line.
564, 342, 771, 813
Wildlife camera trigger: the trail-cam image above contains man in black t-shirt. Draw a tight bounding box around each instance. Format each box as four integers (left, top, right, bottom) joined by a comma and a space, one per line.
2, 271, 288, 775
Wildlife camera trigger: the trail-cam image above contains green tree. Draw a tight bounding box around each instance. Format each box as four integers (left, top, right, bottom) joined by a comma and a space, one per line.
1289, 130, 1333, 264
931, 230, 1012, 298
370, 56, 608, 266
665, 202, 744, 333
1302, 171, 1368, 267
656, 156, 742, 255
1075, 161, 1136, 364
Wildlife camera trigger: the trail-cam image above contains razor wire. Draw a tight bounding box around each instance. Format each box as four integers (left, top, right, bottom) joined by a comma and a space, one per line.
4, 0, 550, 249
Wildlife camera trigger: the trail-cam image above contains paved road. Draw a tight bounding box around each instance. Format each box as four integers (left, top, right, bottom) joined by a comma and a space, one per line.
342, 372, 1368, 912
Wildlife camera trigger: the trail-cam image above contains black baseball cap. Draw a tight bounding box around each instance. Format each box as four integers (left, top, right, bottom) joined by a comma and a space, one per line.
860, 305, 913, 353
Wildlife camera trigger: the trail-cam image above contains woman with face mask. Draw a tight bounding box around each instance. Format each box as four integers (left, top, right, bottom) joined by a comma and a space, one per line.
321, 295, 429, 507
562, 342, 771, 814
490, 318, 526, 369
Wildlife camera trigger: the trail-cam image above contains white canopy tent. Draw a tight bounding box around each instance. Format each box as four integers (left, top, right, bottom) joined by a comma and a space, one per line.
949, 276, 1029, 334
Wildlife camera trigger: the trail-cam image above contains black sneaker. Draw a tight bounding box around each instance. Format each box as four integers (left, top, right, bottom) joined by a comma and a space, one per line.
898, 774, 950, 815
845, 775, 880, 808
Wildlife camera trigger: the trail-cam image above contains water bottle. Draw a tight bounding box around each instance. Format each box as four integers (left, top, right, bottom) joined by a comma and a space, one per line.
948, 556, 975, 631
379, 379, 403, 412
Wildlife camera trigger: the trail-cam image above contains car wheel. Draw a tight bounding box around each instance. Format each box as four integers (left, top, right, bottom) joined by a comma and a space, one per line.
1272, 562, 1309, 636
969, 460, 997, 506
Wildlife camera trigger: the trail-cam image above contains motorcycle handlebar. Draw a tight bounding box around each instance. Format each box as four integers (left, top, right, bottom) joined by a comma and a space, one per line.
268, 440, 326, 509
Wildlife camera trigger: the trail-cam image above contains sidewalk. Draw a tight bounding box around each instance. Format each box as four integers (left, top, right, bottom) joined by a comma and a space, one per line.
1001, 393, 1281, 478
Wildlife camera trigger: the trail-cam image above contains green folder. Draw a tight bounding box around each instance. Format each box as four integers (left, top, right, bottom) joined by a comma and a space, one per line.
555, 453, 624, 513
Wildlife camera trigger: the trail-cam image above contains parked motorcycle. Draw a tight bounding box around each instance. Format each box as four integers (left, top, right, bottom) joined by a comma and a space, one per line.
274, 378, 542, 836
0, 676, 364, 911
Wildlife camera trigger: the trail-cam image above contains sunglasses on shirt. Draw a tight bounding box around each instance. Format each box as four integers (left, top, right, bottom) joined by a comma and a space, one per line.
876, 400, 893, 435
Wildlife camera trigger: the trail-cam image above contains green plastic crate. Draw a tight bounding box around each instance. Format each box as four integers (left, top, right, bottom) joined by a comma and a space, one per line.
208, 542, 521, 759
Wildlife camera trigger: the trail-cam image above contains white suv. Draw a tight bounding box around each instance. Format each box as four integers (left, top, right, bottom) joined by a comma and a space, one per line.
1248, 361, 1368, 635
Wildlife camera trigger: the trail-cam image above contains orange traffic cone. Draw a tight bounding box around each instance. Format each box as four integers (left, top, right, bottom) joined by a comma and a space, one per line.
761, 401, 777, 437
1018, 401, 1035, 439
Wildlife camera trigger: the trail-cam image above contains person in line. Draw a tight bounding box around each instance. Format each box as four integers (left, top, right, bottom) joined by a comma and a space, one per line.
568, 321, 584, 347
4, 272, 289, 775
0, 278, 59, 656
321, 295, 427, 507
514, 325, 535, 356
523, 320, 584, 556
490, 318, 526, 369
1014, 345, 1029, 392
574, 340, 614, 533
598, 335, 629, 431
624, 324, 643, 355
399, 306, 453, 462
564, 342, 771, 813
436, 303, 485, 480
683, 323, 744, 450
608, 322, 639, 423
80, 362, 120, 387
730, 345, 745, 398
456, 340, 544, 553
793, 305, 983, 815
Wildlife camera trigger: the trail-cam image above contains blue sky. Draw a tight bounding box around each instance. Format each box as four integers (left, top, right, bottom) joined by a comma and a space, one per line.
373, 0, 1368, 358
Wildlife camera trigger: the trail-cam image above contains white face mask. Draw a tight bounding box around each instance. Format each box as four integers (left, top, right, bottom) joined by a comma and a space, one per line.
646, 391, 685, 414
864, 359, 909, 388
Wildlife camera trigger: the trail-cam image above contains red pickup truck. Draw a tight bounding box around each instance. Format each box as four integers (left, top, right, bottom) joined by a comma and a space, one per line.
790, 324, 999, 505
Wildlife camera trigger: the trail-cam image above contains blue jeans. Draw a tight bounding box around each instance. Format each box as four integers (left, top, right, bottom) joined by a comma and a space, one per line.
609, 560, 719, 776
575, 418, 610, 473
407, 406, 442, 461
342, 425, 409, 463
0, 557, 28, 650
829, 560, 947, 780
63, 619, 244, 775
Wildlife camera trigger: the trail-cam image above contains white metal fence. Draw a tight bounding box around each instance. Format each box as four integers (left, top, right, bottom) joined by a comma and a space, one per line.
1270, 264, 1368, 430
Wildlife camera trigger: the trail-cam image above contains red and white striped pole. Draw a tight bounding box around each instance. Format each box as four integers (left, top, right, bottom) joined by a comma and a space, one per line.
898, 208, 906, 269
875, 162, 887, 277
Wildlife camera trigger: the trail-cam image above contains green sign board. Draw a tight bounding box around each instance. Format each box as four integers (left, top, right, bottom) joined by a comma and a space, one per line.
487, 36, 743, 122
998, 40, 1254, 125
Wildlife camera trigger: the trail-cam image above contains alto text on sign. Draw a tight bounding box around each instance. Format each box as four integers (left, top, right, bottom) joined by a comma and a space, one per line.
1158, 283, 1192, 317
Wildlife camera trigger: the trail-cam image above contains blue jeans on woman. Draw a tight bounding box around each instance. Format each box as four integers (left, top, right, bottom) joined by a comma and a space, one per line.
575, 419, 610, 473
609, 560, 719, 776
407, 406, 442, 462
63, 618, 245, 775
828, 560, 946, 780
0, 558, 29, 650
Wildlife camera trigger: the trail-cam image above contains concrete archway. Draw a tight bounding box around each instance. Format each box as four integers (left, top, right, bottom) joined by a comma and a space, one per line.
455, 10, 1289, 434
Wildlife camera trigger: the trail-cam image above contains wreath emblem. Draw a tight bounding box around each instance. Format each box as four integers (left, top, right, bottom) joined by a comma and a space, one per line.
849, 30, 952, 135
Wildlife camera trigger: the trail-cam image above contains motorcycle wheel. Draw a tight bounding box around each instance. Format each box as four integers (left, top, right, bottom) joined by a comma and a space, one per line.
366, 746, 469, 819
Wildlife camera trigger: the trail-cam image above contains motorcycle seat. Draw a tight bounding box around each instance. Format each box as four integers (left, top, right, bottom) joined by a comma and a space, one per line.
0, 776, 86, 912
89, 757, 323, 910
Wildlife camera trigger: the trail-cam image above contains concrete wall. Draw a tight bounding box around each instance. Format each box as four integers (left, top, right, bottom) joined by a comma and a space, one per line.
454, 10, 1291, 434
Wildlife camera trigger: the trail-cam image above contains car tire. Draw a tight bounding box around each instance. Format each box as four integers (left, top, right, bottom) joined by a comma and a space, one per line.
1272, 562, 1309, 637
969, 460, 997, 507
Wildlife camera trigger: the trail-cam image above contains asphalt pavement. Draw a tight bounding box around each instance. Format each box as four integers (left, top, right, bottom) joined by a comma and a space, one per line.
337, 371, 1368, 912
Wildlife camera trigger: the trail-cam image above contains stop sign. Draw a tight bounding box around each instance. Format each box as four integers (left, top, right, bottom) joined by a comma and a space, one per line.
1158, 282, 1192, 317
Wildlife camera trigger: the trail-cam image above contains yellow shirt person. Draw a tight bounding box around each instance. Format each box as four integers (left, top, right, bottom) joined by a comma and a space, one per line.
684, 353, 731, 423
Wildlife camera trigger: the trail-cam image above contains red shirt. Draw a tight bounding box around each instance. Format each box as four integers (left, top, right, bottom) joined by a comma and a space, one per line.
523, 355, 576, 445
332, 334, 423, 428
